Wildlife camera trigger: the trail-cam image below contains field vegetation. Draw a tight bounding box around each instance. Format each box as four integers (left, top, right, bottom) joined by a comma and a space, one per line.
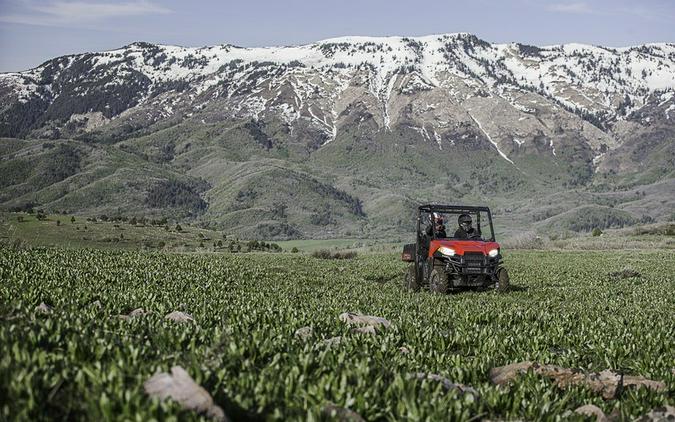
1, 246, 673, 420
2, 211, 673, 254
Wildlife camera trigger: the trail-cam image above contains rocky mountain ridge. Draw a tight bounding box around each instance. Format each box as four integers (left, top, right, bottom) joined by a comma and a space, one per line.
0, 34, 673, 238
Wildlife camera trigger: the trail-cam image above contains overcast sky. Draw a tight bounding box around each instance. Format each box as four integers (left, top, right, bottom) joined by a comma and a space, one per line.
1, 0, 674, 72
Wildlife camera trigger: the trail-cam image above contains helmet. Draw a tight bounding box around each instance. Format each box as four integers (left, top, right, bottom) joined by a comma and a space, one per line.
458, 214, 472, 231
432, 212, 444, 224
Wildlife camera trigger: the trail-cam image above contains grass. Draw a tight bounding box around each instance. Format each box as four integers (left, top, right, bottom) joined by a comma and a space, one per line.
0, 247, 673, 420
3, 211, 673, 255
0, 212, 230, 252
274, 238, 368, 252
0, 211, 406, 253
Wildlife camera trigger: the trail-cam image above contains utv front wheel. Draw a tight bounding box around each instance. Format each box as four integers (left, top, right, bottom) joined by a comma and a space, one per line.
429, 268, 448, 294
496, 267, 510, 292
404, 265, 419, 292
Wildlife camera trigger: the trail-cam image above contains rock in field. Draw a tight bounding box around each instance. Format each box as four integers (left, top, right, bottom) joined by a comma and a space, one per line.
35, 302, 53, 314
489, 361, 666, 399
574, 404, 608, 422
119, 307, 148, 320
322, 336, 343, 348
410, 372, 479, 397
144, 366, 226, 421
635, 405, 675, 421
489, 361, 534, 385
351, 326, 376, 335
294, 326, 313, 341
165, 311, 194, 323
322, 403, 365, 421
338, 312, 391, 329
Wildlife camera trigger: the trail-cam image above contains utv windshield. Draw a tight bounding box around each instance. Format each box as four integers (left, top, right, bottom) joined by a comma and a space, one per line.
420, 208, 494, 241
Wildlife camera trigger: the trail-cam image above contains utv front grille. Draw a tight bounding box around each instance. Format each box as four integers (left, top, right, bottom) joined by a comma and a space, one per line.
462, 253, 487, 274
463, 253, 485, 265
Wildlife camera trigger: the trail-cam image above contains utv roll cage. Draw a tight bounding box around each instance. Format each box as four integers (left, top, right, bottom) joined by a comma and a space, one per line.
417, 204, 496, 242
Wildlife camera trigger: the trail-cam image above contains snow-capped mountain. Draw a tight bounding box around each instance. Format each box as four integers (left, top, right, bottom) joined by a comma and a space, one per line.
1, 34, 674, 237
2, 34, 674, 158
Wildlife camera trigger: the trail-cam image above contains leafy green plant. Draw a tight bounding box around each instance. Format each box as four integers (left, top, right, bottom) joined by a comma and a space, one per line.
0, 248, 672, 420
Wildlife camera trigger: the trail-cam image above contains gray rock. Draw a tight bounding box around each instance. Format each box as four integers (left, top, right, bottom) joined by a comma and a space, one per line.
338, 312, 391, 328
165, 311, 194, 323
351, 326, 376, 335
294, 326, 313, 341
322, 403, 365, 422
119, 307, 149, 320
411, 372, 479, 397
634, 405, 675, 422
575, 404, 608, 422
322, 336, 343, 348
489, 361, 666, 399
35, 302, 52, 314
144, 366, 226, 421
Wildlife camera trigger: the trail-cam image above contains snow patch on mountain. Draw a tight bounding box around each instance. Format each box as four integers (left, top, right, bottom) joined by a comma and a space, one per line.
467, 111, 516, 166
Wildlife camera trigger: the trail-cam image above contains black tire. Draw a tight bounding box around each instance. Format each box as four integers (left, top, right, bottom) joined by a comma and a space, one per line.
429, 268, 448, 294
404, 265, 420, 292
496, 267, 510, 292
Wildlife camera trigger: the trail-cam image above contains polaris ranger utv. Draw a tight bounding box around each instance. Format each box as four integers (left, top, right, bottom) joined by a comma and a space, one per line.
401, 205, 509, 293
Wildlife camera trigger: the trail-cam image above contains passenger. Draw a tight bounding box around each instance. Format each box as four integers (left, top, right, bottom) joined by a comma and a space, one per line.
426, 212, 447, 238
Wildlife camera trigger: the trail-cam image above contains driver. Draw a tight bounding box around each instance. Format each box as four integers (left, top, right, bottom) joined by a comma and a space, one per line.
454, 214, 477, 239
425, 212, 447, 238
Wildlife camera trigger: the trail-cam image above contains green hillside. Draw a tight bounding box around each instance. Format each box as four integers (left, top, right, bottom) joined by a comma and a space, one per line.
1, 134, 673, 240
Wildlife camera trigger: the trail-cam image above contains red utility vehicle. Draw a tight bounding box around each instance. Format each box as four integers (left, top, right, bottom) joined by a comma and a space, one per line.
402, 205, 509, 293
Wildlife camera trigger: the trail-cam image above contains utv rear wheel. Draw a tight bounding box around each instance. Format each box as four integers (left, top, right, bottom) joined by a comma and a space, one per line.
429, 268, 448, 294
496, 267, 510, 292
404, 265, 419, 292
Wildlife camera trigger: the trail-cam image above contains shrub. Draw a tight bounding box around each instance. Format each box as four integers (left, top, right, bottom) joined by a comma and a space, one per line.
334, 251, 357, 259
34, 144, 81, 188
502, 232, 546, 249
291, 247, 299, 253
146, 180, 208, 214
311, 250, 357, 260
592, 228, 603, 237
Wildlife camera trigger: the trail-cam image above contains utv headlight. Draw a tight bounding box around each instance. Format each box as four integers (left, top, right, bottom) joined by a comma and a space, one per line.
488, 249, 499, 258
438, 246, 456, 256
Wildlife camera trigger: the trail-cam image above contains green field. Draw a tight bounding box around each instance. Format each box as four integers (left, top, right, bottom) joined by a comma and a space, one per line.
3, 211, 674, 255
0, 212, 391, 253
1, 247, 673, 420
